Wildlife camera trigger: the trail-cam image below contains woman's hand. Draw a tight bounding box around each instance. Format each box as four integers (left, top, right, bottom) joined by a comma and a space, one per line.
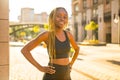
41, 66, 56, 74
69, 63, 72, 72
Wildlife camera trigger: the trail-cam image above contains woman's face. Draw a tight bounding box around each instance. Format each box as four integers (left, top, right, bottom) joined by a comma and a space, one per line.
54, 8, 68, 29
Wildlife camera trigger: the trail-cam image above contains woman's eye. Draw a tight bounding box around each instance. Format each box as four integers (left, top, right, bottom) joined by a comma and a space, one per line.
56, 15, 67, 19
57, 15, 61, 18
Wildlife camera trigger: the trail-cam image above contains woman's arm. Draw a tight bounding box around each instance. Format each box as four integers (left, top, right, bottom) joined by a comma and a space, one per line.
21, 31, 55, 74
67, 31, 80, 66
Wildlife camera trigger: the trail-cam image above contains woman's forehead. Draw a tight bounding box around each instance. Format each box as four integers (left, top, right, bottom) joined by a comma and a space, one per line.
56, 8, 68, 15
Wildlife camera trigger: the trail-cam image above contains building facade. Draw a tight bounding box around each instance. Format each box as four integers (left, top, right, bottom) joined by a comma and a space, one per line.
19, 8, 48, 24
20, 8, 34, 23
72, 0, 120, 44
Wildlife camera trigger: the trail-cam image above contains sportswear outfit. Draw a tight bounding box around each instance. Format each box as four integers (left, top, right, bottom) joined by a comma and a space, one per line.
43, 31, 71, 80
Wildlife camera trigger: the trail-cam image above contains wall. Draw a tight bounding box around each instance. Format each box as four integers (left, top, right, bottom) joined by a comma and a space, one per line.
0, 0, 9, 80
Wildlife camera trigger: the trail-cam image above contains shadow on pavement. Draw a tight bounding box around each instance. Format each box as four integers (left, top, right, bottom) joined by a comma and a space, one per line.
107, 60, 120, 66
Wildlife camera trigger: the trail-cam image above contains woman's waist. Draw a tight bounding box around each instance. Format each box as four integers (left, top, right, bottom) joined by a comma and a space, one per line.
50, 58, 69, 65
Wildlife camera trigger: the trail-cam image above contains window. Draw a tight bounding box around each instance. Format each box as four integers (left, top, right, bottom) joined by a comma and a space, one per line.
75, 15, 79, 22
106, 0, 110, 4
74, 4, 79, 12
83, 12, 86, 21
93, 8, 98, 17
83, 0, 87, 9
93, 0, 98, 4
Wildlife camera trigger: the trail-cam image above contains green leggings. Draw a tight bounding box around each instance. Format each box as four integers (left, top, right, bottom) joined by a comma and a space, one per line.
42, 63, 71, 80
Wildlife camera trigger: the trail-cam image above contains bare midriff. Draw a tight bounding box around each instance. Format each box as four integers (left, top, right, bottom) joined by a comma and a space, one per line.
51, 58, 69, 65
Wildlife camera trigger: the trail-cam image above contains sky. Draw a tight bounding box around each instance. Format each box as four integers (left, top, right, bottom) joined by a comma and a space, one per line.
9, 0, 72, 22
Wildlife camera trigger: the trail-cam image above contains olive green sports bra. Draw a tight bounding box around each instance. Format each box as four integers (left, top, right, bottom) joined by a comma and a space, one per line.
55, 31, 70, 59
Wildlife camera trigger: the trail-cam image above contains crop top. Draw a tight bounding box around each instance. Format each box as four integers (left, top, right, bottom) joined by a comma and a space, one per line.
55, 31, 70, 59
47, 31, 71, 59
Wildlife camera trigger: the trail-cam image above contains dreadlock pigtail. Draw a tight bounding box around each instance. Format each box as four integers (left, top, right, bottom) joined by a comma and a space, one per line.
48, 32, 56, 59
48, 9, 56, 62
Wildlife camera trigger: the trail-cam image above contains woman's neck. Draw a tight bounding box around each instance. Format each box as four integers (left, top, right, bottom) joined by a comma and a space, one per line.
55, 29, 64, 34
55, 27, 64, 32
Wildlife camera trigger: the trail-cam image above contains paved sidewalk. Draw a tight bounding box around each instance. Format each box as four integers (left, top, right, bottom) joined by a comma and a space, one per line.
72, 44, 120, 80
9, 44, 120, 80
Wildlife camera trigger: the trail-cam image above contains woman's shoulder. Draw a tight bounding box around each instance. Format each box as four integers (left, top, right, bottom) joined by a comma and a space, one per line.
38, 31, 49, 36
64, 30, 73, 39
64, 30, 72, 36
36, 31, 49, 41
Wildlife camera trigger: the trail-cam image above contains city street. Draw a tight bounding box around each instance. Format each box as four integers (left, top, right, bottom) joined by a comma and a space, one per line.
9, 45, 84, 80
9, 43, 120, 80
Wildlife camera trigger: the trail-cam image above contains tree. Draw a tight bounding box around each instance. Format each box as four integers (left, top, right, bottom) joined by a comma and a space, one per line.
84, 21, 99, 44
33, 25, 40, 33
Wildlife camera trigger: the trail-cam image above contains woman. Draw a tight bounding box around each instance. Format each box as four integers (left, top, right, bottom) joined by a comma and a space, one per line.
21, 7, 79, 80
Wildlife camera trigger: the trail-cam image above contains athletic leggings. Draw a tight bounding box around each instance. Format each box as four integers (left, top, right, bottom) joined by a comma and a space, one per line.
42, 63, 71, 80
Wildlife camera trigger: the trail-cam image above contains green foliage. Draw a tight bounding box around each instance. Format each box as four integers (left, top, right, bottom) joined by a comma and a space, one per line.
20, 32, 26, 36
70, 47, 75, 53
44, 23, 49, 30
33, 25, 40, 33
85, 21, 98, 31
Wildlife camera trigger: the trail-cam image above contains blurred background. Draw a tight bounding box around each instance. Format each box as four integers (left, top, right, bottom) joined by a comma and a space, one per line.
0, 0, 120, 80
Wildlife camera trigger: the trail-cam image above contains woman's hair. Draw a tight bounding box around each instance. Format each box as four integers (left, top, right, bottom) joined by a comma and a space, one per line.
48, 7, 68, 59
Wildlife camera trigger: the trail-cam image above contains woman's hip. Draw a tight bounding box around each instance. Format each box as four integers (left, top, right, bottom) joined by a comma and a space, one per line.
42, 63, 71, 80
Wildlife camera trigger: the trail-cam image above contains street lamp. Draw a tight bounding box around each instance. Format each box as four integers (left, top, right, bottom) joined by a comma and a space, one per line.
114, 14, 120, 46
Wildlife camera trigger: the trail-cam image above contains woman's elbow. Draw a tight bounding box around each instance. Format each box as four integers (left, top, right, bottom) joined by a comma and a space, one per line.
76, 46, 80, 51
21, 47, 27, 54
21, 48, 24, 54
75, 46, 79, 53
